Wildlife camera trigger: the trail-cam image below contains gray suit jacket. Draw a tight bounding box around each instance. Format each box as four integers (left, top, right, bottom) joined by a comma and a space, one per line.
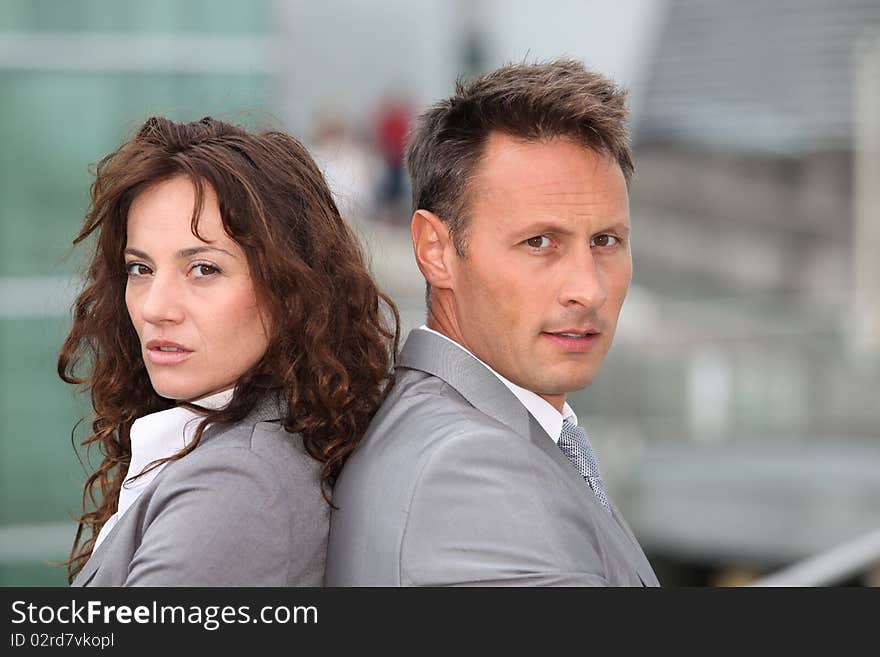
325, 329, 659, 586
72, 396, 328, 586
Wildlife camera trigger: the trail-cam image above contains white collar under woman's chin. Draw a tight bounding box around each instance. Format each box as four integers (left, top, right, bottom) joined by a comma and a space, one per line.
92, 387, 235, 551
185, 388, 235, 410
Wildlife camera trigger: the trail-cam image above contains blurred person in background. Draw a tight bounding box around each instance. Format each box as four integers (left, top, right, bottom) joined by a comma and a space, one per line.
311, 111, 383, 224
374, 94, 413, 224
326, 60, 659, 586
59, 116, 399, 586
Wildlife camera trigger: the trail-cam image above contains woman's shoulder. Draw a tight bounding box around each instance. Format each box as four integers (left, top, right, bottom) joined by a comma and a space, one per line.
108, 416, 327, 586
176, 413, 322, 494
145, 394, 322, 505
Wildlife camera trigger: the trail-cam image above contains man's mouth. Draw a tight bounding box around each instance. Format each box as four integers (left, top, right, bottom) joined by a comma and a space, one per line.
541, 330, 601, 352
545, 327, 600, 337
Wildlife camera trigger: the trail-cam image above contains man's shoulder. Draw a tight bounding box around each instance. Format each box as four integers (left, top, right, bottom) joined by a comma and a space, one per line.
367, 367, 517, 447
338, 367, 537, 495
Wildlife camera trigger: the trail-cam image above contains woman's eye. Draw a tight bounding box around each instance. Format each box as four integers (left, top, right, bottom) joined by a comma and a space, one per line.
592, 234, 619, 248
191, 263, 220, 278
525, 235, 551, 249
126, 263, 151, 277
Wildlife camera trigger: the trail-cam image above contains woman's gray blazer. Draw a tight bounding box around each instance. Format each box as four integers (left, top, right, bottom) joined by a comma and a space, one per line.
72, 397, 328, 586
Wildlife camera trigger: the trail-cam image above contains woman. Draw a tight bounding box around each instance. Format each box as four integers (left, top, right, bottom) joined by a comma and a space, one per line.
58, 116, 399, 586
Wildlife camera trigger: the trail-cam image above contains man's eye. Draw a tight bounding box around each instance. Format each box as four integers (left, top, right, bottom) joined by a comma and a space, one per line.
191, 263, 220, 278
592, 234, 619, 247
525, 235, 551, 249
126, 263, 151, 277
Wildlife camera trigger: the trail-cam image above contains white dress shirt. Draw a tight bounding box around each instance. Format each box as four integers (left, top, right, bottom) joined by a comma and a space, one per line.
418, 326, 576, 443
92, 389, 234, 550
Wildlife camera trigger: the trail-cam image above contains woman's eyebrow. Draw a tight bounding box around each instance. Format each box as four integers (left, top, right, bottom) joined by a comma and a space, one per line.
176, 246, 236, 259
123, 246, 236, 260
123, 247, 152, 261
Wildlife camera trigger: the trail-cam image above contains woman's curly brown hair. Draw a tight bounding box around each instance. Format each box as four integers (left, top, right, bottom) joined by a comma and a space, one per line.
58, 116, 400, 583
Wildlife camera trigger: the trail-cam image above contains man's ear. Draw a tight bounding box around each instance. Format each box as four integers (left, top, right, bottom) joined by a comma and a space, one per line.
411, 210, 455, 290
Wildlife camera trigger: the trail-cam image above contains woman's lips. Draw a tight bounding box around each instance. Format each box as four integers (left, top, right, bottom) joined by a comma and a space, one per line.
145, 342, 193, 365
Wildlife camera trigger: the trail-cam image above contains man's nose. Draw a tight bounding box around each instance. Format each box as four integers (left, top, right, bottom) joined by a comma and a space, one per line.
140, 273, 185, 325
558, 247, 607, 310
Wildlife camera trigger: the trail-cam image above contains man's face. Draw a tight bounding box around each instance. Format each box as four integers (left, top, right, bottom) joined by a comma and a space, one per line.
448, 133, 631, 409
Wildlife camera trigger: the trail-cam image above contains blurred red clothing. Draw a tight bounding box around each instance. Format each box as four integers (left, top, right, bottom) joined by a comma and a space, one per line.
375, 101, 410, 167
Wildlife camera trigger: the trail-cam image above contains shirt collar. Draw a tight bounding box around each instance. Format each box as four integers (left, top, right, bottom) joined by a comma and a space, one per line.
124, 388, 234, 507
93, 388, 234, 551
418, 326, 576, 443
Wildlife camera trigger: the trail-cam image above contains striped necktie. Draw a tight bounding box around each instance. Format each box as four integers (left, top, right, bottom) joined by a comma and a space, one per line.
558, 419, 612, 514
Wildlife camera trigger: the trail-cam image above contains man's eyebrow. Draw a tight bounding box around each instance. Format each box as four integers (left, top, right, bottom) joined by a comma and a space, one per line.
512, 221, 577, 238
597, 222, 631, 236
123, 246, 236, 260
511, 220, 631, 238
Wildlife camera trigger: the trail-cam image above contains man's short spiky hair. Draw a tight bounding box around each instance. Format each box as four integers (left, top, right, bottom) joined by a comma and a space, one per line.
405, 58, 633, 256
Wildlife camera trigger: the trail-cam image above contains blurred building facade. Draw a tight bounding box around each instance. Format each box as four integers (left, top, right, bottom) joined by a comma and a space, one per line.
600, 0, 880, 582
0, 0, 275, 585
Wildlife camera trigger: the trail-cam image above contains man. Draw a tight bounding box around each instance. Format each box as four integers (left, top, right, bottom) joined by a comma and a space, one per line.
325, 60, 659, 586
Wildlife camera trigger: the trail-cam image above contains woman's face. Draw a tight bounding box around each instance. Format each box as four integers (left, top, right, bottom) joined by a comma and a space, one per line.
124, 176, 270, 401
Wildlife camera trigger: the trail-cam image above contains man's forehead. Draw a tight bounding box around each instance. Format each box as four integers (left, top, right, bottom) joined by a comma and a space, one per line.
472, 134, 623, 189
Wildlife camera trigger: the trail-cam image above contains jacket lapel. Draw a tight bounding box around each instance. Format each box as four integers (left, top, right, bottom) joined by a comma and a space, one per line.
71, 513, 126, 587
397, 329, 533, 440
398, 330, 618, 512
398, 330, 658, 585
527, 414, 657, 584
71, 392, 287, 587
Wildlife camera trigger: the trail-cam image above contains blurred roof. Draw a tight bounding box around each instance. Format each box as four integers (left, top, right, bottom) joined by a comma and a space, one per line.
635, 0, 880, 155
